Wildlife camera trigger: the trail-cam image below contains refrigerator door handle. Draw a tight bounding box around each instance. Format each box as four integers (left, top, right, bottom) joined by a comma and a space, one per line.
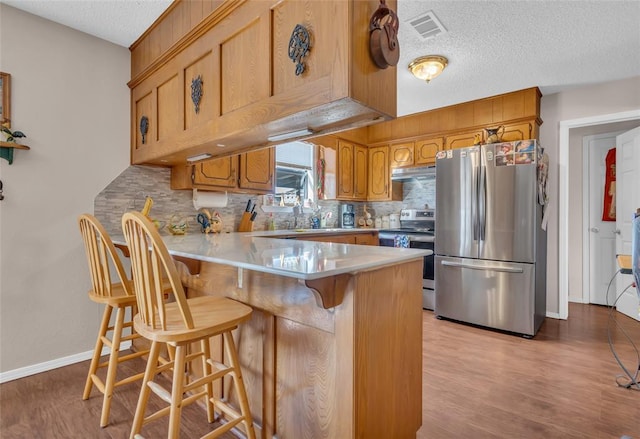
441, 260, 524, 274
478, 163, 487, 241
472, 156, 479, 241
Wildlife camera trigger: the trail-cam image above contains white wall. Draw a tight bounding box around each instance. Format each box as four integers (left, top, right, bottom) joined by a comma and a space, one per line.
0, 4, 130, 375
539, 76, 640, 315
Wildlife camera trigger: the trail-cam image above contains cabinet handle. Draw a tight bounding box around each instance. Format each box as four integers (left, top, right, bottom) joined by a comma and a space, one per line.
140, 116, 149, 145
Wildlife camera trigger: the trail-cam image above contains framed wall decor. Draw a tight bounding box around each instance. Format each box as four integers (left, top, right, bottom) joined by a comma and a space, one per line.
0, 72, 10, 125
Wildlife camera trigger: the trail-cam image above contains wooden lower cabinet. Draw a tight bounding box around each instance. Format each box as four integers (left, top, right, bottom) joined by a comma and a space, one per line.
295, 231, 379, 245
183, 257, 423, 439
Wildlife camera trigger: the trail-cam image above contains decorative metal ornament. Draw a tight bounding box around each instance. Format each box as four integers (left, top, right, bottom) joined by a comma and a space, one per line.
191, 75, 203, 114
140, 116, 149, 145
288, 24, 311, 76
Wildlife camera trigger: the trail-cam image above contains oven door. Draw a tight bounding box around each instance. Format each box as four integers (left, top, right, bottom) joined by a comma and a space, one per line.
380, 233, 435, 310
408, 236, 435, 290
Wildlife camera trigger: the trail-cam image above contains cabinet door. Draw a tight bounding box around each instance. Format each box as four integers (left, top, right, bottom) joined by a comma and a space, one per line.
301, 234, 356, 244
501, 121, 534, 142
133, 87, 155, 153
367, 146, 390, 201
445, 130, 483, 150
415, 137, 443, 165
337, 141, 355, 199
355, 232, 379, 246
354, 144, 368, 200
389, 142, 415, 168
193, 156, 238, 189
239, 148, 275, 192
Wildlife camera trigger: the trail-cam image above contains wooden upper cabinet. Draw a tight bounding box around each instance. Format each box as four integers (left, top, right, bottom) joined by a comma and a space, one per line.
501, 121, 535, 142
337, 141, 354, 198
445, 130, 483, 150
133, 89, 154, 152
337, 140, 367, 200
354, 144, 368, 199
193, 156, 238, 189
192, 147, 274, 193
389, 142, 415, 168
238, 148, 275, 192
367, 146, 390, 201
129, 0, 397, 167
415, 137, 443, 165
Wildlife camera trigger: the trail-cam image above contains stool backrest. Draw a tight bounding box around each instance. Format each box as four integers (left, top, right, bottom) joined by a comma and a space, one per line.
122, 211, 194, 331
78, 214, 131, 298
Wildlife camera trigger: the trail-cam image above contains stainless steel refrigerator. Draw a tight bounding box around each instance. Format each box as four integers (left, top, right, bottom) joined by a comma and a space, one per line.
435, 141, 547, 336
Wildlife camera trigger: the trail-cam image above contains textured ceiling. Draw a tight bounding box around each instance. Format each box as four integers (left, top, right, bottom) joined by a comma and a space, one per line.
2, 0, 639, 117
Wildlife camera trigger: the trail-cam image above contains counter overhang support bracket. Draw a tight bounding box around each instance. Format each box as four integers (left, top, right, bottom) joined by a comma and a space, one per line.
305, 273, 350, 309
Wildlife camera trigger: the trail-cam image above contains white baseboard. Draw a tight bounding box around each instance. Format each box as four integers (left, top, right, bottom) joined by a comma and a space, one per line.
569, 297, 589, 304
546, 311, 561, 319
0, 341, 131, 384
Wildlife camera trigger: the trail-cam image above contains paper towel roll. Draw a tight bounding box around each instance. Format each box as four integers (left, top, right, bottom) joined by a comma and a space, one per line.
193, 189, 228, 209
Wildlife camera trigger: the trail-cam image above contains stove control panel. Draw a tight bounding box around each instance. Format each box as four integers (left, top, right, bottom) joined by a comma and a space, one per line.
400, 209, 435, 221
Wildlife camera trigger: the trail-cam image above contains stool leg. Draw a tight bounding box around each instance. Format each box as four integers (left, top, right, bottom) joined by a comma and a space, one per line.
100, 305, 126, 427
223, 332, 256, 439
168, 344, 187, 439
83, 305, 112, 400
200, 339, 215, 423
130, 340, 161, 439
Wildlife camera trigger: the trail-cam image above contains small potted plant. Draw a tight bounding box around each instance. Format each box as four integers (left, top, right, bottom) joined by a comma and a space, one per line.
1, 125, 26, 143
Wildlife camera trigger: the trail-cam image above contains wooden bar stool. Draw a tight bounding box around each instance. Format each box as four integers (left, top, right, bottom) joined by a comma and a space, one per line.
78, 213, 153, 427
122, 211, 256, 439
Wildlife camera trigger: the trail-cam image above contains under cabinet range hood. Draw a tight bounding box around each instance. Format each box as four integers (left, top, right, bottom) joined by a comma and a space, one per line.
391, 165, 436, 181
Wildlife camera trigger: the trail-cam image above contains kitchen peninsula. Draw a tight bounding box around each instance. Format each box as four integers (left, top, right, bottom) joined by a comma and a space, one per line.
116, 230, 428, 439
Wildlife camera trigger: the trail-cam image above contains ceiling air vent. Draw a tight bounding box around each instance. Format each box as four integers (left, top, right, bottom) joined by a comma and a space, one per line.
406, 10, 447, 40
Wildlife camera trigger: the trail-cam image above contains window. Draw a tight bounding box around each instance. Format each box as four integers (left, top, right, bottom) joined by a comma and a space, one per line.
275, 141, 315, 206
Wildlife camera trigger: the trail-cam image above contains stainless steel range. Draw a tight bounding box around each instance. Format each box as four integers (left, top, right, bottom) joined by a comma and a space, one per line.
379, 209, 435, 310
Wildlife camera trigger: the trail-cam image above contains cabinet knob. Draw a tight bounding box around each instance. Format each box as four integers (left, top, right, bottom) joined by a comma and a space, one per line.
590, 227, 599, 233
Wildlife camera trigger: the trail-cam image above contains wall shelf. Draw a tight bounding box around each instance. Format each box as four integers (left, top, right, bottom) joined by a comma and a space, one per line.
0, 141, 30, 165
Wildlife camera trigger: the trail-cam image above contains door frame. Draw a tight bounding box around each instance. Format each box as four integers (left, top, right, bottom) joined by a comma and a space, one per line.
581, 132, 626, 304
559, 109, 640, 319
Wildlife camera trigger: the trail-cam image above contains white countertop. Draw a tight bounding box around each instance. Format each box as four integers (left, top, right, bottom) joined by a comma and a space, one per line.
113, 230, 430, 281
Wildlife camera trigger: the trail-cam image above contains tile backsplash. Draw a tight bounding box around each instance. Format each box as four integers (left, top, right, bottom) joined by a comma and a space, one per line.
94, 165, 435, 235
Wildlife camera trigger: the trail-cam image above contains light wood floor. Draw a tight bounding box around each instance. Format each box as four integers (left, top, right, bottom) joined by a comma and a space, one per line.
419, 302, 640, 439
1, 303, 638, 438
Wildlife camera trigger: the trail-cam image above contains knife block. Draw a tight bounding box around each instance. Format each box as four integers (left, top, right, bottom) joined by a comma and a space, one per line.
238, 212, 253, 232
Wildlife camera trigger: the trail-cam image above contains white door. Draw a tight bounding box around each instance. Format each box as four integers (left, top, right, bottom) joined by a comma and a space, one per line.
615, 127, 640, 321
586, 134, 618, 305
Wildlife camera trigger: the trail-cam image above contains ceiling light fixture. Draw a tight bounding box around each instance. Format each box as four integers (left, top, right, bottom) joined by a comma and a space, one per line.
408, 55, 448, 83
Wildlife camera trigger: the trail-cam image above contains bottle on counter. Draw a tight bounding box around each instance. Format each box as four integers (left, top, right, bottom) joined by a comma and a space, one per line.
267, 213, 276, 231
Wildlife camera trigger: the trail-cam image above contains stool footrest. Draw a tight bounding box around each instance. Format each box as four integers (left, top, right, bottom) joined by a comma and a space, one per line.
213, 399, 242, 422
201, 413, 243, 439
147, 381, 172, 404
142, 388, 208, 423
184, 365, 232, 394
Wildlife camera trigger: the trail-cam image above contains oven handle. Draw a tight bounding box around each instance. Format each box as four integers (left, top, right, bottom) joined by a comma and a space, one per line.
441, 260, 523, 274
